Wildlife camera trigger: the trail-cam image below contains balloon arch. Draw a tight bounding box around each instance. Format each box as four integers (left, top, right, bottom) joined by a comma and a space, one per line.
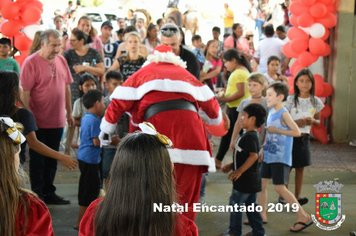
282, 0, 336, 144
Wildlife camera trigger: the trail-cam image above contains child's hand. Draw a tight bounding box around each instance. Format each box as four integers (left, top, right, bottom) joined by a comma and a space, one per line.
60, 154, 78, 170
305, 117, 313, 126
215, 158, 222, 169
266, 126, 278, 134
110, 135, 121, 145
222, 163, 233, 173
228, 170, 242, 181
295, 118, 307, 128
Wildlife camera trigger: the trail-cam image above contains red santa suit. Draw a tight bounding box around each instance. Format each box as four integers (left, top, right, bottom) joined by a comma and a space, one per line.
100, 45, 222, 220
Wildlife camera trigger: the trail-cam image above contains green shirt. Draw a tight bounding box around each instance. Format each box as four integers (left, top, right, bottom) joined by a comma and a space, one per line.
0, 58, 20, 74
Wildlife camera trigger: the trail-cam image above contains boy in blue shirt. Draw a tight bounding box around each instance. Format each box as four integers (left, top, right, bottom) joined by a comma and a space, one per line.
74, 89, 105, 230
260, 83, 312, 232
221, 103, 266, 236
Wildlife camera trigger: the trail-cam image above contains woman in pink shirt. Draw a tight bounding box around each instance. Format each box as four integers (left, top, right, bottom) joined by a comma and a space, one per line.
223, 23, 252, 61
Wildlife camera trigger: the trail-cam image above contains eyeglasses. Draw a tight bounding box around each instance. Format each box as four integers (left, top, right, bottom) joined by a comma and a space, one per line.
160, 27, 178, 37
69, 39, 78, 43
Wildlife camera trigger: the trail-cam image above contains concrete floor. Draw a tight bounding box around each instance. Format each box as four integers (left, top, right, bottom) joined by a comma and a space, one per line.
23, 139, 356, 236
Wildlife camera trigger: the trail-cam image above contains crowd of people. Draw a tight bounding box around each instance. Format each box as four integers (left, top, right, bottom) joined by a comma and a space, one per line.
0, 0, 326, 235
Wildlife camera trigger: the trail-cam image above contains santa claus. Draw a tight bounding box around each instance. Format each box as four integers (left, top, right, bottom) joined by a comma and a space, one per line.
100, 45, 227, 220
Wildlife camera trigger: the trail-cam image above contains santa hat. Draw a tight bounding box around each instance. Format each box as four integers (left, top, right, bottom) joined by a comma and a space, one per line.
142, 45, 187, 68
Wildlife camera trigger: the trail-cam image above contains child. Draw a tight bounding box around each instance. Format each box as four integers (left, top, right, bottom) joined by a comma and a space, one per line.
264, 56, 289, 86
102, 71, 125, 188
191, 35, 206, 64
220, 103, 266, 236
66, 73, 97, 154
0, 117, 54, 236
215, 49, 251, 168
136, 18, 146, 40
284, 69, 324, 205
0, 38, 20, 73
79, 122, 198, 236
200, 39, 222, 91
260, 82, 312, 232
230, 73, 268, 151
74, 89, 106, 230
0, 70, 77, 170
212, 26, 224, 57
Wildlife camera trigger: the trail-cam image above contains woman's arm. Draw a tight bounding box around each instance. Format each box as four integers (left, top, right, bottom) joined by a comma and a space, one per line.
26, 132, 78, 169
115, 44, 124, 59
107, 59, 121, 72
217, 82, 245, 103
81, 62, 105, 76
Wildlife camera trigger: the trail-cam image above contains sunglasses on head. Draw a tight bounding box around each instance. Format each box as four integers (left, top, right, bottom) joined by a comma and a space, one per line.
160, 27, 179, 36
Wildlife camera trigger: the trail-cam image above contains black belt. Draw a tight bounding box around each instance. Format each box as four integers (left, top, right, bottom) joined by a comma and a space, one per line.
144, 99, 197, 121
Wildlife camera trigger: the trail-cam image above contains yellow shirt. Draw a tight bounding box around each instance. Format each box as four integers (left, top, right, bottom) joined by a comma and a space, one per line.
225, 69, 251, 108
224, 9, 234, 28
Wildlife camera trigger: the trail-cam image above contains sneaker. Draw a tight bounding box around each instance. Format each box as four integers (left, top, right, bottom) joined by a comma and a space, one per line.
278, 196, 286, 204
199, 197, 206, 205
44, 193, 70, 205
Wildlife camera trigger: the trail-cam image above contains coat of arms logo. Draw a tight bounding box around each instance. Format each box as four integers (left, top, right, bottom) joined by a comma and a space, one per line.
311, 180, 346, 230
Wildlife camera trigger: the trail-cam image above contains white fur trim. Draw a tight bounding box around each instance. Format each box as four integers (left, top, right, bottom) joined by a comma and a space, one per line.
199, 107, 223, 126
100, 117, 117, 134
142, 51, 187, 68
110, 79, 215, 102
168, 149, 216, 173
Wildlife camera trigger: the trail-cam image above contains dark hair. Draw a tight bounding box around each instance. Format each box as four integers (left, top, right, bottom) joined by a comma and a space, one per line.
0, 38, 11, 47
191, 35, 201, 43
276, 25, 285, 33
146, 24, 157, 40
116, 28, 124, 37
0, 71, 25, 116
82, 89, 102, 109
212, 26, 221, 34
293, 68, 316, 107
71, 28, 87, 44
117, 17, 124, 21
204, 39, 219, 61
128, 9, 134, 14
156, 18, 163, 25
123, 26, 138, 34
105, 71, 123, 82
223, 33, 231, 38
243, 103, 267, 128
232, 23, 241, 40
94, 132, 176, 236
223, 49, 252, 72
68, 1, 72, 4
280, 2, 287, 10
78, 73, 97, 97
264, 24, 274, 37
267, 82, 289, 101
267, 55, 280, 65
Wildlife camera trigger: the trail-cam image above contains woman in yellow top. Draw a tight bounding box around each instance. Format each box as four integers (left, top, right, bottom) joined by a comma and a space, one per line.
215, 49, 251, 164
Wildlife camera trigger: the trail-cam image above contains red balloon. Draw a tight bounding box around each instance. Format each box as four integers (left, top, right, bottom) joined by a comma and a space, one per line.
320, 29, 330, 41
289, 15, 299, 27
14, 34, 32, 51
309, 37, 326, 55
1, 20, 23, 37
22, 1, 43, 12
288, 76, 295, 87
287, 27, 309, 41
289, 85, 294, 95
315, 13, 337, 28
312, 125, 328, 144
321, 82, 333, 97
289, 2, 310, 16
317, 0, 334, 5
326, 4, 336, 13
21, 6, 42, 24
315, 80, 324, 97
320, 43, 331, 57
313, 74, 324, 85
205, 119, 228, 137
321, 104, 332, 118
1, 2, 21, 20
290, 38, 308, 54
299, 0, 316, 6
310, 3, 327, 18
15, 54, 27, 67
297, 13, 315, 28
282, 42, 299, 58
298, 51, 315, 67
0, 0, 12, 11
292, 65, 304, 76
290, 60, 300, 75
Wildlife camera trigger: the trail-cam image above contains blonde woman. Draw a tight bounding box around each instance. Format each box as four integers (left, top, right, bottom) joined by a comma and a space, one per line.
108, 31, 146, 81
29, 31, 43, 55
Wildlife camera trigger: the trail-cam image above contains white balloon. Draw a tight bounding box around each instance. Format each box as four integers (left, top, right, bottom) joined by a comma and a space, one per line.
299, 26, 310, 35
310, 23, 326, 38
319, 97, 326, 103
23, 25, 42, 40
